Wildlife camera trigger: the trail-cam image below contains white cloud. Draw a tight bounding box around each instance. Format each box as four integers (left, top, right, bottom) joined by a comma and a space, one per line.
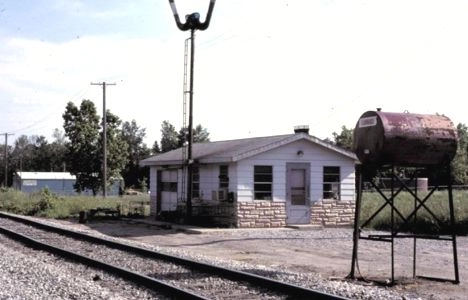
0, 34, 184, 142
51, 0, 86, 13
1, 0, 468, 145
51, 0, 140, 20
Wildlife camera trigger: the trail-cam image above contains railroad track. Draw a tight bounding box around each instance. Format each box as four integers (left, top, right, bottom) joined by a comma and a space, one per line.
0, 212, 348, 299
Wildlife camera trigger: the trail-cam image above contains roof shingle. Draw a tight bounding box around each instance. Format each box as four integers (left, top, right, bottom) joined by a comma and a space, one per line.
140, 133, 357, 166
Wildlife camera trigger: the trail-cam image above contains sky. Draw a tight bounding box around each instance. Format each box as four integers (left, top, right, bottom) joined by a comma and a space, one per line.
1, 0, 468, 147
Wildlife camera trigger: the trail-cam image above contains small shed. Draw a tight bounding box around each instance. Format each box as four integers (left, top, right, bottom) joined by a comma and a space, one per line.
13, 172, 122, 196
141, 128, 359, 228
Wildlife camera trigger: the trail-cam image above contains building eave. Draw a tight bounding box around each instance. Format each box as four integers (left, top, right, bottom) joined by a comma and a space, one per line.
140, 159, 184, 167
199, 157, 234, 164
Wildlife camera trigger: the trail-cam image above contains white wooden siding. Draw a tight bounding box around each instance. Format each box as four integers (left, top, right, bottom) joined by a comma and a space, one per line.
229, 164, 237, 193
199, 165, 218, 200
161, 192, 177, 210
235, 139, 355, 202
149, 167, 158, 215
197, 163, 235, 200
176, 168, 184, 201
149, 167, 157, 196
340, 165, 356, 201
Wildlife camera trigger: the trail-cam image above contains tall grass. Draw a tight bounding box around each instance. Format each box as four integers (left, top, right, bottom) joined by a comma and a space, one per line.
2, 188, 467, 234
0, 188, 150, 219
360, 190, 468, 235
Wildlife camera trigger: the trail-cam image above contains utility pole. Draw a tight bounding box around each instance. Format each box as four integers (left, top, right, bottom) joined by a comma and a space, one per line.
91, 82, 116, 198
1, 133, 14, 187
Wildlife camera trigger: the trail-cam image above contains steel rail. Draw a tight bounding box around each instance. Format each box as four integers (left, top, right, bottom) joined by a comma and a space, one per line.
0, 225, 208, 300
0, 212, 348, 300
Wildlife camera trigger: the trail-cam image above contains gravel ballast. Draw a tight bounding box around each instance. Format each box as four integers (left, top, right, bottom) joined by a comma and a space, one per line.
0, 237, 165, 299
1, 215, 466, 299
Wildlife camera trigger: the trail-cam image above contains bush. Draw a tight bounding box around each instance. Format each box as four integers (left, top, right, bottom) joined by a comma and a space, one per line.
0, 189, 150, 219
33, 188, 56, 214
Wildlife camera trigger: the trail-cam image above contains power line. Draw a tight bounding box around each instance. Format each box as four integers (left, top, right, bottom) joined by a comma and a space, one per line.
8, 116, 54, 135
3, 85, 92, 139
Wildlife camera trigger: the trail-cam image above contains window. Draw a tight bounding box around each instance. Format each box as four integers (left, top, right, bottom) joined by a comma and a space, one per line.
254, 165, 273, 200
23, 180, 37, 186
219, 165, 229, 189
192, 166, 200, 199
323, 166, 340, 199
161, 182, 177, 192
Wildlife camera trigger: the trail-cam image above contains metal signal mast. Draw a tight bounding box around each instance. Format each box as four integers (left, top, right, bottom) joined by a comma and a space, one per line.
169, 0, 216, 220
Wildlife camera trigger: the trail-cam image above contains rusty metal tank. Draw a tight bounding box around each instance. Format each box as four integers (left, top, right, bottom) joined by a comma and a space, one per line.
353, 110, 458, 167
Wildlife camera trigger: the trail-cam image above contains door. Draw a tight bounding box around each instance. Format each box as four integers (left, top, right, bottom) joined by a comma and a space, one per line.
160, 169, 178, 211
286, 163, 310, 224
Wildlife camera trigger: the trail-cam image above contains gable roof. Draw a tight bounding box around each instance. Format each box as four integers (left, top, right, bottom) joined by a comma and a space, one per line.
141, 133, 357, 167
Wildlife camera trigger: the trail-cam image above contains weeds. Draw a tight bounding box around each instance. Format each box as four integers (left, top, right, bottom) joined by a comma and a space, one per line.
0, 188, 150, 219
360, 190, 468, 235
1, 188, 466, 234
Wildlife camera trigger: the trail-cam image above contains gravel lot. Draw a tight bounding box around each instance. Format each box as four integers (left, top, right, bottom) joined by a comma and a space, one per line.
1, 216, 467, 299
83, 218, 468, 300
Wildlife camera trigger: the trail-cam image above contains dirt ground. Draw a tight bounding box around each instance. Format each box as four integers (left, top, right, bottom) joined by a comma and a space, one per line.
59, 218, 467, 299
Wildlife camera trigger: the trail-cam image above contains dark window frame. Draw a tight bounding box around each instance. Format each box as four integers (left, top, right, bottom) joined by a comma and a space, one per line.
192, 165, 200, 199
254, 165, 273, 200
219, 165, 229, 189
323, 166, 340, 200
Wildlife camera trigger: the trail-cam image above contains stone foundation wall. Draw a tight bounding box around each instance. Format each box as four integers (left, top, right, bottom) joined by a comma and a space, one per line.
237, 201, 287, 228
311, 199, 355, 226
152, 198, 355, 227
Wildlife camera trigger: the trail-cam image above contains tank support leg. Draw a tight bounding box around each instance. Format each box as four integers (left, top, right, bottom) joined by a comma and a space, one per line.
349, 165, 363, 279
447, 163, 460, 283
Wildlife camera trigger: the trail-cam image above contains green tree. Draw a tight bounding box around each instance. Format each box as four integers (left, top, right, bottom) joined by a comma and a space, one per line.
152, 140, 161, 155
121, 120, 150, 189
452, 123, 468, 185
63, 100, 101, 194
10, 135, 35, 172
102, 112, 129, 191
10, 130, 66, 175
332, 126, 354, 151
49, 129, 67, 171
31, 135, 53, 171
63, 100, 129, 195
160, 120, 179, 153
193, 124, 210, 143
0, 141, 13, 186
177, 124, 211, 147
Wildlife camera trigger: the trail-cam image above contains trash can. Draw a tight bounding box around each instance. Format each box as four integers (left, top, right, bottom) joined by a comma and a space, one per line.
79, 211, 88, 224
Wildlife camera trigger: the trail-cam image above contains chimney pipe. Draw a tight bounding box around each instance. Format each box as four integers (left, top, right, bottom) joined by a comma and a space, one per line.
294, 125, 309, 134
